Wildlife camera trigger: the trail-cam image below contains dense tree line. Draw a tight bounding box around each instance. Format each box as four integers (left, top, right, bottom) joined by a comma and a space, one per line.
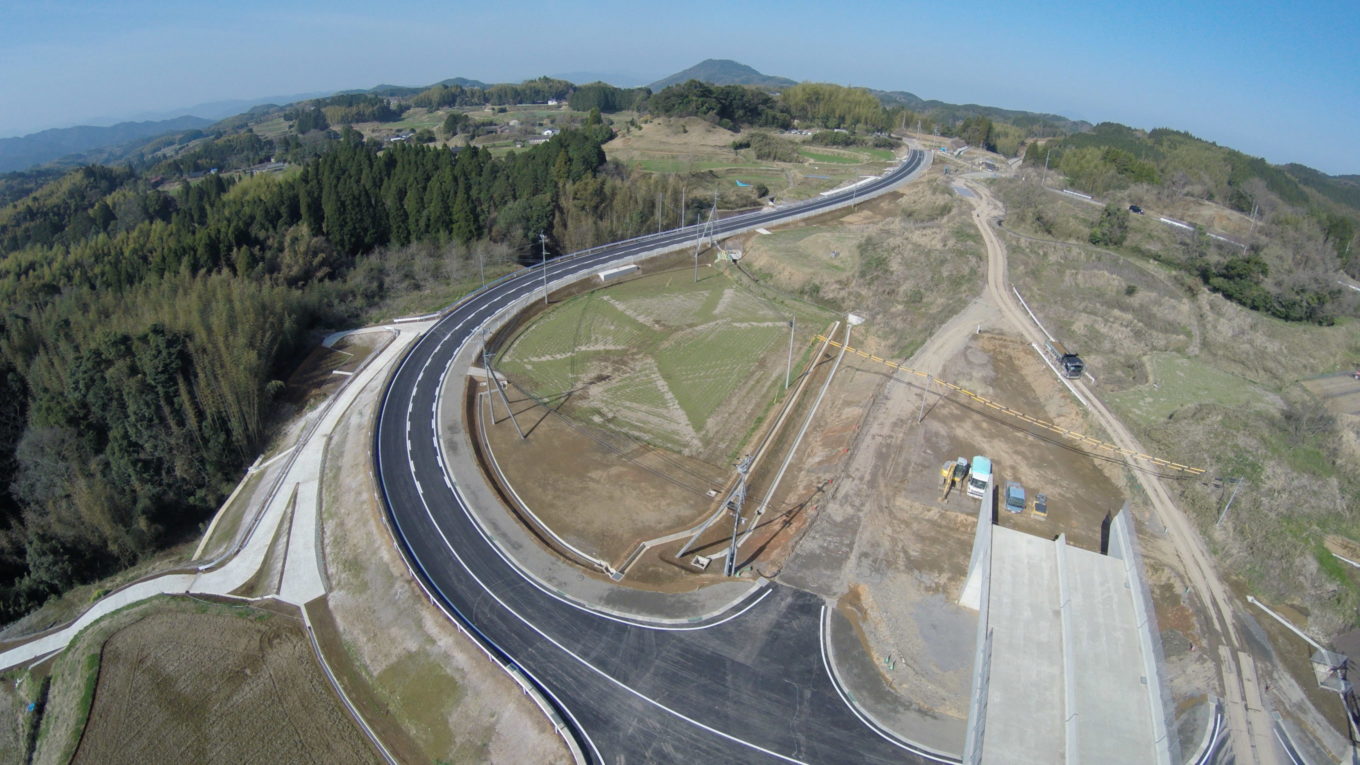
287, 106, 330, 134
780, 83, 890, 132
315, 93, 406, 125
409, 77, 574, 110
731, 132, 800, 162
567, 83, 650, 113
646, 80, 792, 131
0, 123, 618, 620
1028, 123, 1308, 210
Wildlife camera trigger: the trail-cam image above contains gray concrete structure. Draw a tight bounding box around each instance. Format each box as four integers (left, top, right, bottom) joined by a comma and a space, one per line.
960, 504, 1173, 764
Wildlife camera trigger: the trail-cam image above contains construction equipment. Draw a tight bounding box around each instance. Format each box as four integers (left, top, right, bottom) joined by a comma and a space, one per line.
1044, 339, 1085, 379
940, 457, 969, 501
966, 455, 993, 499
1031, 492, 1048, 518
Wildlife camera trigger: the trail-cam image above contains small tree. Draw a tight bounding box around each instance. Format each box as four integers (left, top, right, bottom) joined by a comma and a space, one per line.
1089, 203, 1130, 246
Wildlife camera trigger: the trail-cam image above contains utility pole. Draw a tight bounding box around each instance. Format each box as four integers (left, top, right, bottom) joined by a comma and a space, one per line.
478, 248, 485, 289
785, 317, 795, 389
723, 456, 753, 577
1043, 149, 1051, 187
695, 196, 716, 283
482, 328, 524, 439
540, 232, 548, 305
1215, 478, 1242, 527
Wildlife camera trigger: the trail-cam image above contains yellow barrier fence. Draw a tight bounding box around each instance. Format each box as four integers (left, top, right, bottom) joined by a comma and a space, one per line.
816, 336, 1207, 476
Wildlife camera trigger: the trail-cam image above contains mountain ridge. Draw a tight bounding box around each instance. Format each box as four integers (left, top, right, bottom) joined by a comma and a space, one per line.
647, 59, 797, 91
0, 116, 214, 174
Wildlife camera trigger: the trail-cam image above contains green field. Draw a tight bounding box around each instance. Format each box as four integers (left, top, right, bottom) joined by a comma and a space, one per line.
497, 269, 831, 457
798, 149, 860, 164
1107, 352, 1271, 426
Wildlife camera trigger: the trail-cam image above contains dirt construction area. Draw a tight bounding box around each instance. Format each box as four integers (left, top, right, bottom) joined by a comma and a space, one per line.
476, 175, 1143, 748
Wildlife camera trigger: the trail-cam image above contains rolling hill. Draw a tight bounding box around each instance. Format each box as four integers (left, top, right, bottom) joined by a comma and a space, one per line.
0, 116, 213, 174
648, 59, 797, 91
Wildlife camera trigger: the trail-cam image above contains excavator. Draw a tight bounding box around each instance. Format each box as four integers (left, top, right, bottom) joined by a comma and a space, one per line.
939, 457, 969, 501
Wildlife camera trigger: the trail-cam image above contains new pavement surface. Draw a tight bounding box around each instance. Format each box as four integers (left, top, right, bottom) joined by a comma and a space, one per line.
375, 152, 961, 763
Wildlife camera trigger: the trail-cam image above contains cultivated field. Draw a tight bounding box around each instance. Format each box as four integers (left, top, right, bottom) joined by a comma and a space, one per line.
25, 597, 373, 765
605, 117, 897, 202
497, 267, 831, 463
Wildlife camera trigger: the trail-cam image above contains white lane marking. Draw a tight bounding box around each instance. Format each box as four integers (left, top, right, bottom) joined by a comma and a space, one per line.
1195, 707, 1224, 765
374, 356, 604, 765
817, 605, 959, 764
1273, 726, 1303, 765
373, 148, 928, 758
403, 467, 807, 764
426, 327, 772, 631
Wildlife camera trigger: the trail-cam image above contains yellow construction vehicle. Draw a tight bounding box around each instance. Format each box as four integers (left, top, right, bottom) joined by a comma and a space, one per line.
940, 457, 969, 501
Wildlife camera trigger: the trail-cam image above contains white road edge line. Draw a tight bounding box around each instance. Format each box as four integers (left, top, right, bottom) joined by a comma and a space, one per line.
428, 317, 772, 632
817, 605, 960, 764
401, 452, 807, 764
376, 338, 602, 765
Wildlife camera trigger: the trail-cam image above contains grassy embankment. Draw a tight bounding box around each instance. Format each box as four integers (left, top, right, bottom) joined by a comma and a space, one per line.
992, 176, 1360, 635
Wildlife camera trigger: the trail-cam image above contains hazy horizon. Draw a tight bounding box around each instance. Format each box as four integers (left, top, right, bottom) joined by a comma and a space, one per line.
2, 0, 1356, 174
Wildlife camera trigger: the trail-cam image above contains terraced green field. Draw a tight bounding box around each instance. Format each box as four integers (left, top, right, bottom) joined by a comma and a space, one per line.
497, 269, 830, 457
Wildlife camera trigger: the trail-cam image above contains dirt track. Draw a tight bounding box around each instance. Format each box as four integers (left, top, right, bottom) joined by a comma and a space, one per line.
960, 178, 1280, 763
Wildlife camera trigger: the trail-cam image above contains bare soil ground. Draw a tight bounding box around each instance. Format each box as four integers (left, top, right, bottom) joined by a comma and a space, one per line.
69, 602, 375, 765
479, 387, 727, 567
480, 173, 986, 590
772, 327, 1128, 739
1301, 373, 1360, 416
321, 370, 568, 764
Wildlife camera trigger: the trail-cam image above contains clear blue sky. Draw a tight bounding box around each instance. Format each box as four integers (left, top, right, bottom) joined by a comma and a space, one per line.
2, 0, 1357, 173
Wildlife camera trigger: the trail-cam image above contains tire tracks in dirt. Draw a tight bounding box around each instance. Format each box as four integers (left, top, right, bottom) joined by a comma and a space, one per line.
959, 178, 1279, 764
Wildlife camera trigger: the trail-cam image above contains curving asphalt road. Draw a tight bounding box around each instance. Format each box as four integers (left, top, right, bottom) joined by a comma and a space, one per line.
374, 151, 956, 763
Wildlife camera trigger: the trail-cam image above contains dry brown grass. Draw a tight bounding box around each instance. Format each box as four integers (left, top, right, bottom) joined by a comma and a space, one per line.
995, 179, 1360, 637
69, 602, 374, 765
320, 372, 568, 764
28, 597, 374, 765
740, 175, 986, 360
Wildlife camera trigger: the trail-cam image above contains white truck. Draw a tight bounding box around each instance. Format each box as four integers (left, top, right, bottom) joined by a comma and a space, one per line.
966, 455, 992, 499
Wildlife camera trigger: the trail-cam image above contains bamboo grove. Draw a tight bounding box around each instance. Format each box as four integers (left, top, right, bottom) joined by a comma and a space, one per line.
0, 122, 661, 619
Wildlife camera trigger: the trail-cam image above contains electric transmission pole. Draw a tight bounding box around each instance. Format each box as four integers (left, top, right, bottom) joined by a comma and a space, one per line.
723, 455, 753, 576
540, 232, 548, 305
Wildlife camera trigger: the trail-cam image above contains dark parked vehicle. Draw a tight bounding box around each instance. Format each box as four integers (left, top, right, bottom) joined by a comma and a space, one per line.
1032, 493, 1048, 518
1129, 204, 1144, 214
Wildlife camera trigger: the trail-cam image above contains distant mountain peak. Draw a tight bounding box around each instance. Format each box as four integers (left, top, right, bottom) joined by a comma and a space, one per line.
648, 59, 797, 91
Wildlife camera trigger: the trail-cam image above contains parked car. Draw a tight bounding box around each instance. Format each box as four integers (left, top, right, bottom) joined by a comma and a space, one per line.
1129, 204, 1144, 214
1032, 493, 1048, 518
1004, 481, 1025, 513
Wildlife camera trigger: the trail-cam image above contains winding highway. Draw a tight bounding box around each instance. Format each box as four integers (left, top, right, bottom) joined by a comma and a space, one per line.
373, 150, 956, 763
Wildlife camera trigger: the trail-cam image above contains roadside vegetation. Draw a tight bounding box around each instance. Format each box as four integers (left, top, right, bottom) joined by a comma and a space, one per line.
12, 596, 373, 764
5, 56, 1354, 652
995, 179, 1360, 635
